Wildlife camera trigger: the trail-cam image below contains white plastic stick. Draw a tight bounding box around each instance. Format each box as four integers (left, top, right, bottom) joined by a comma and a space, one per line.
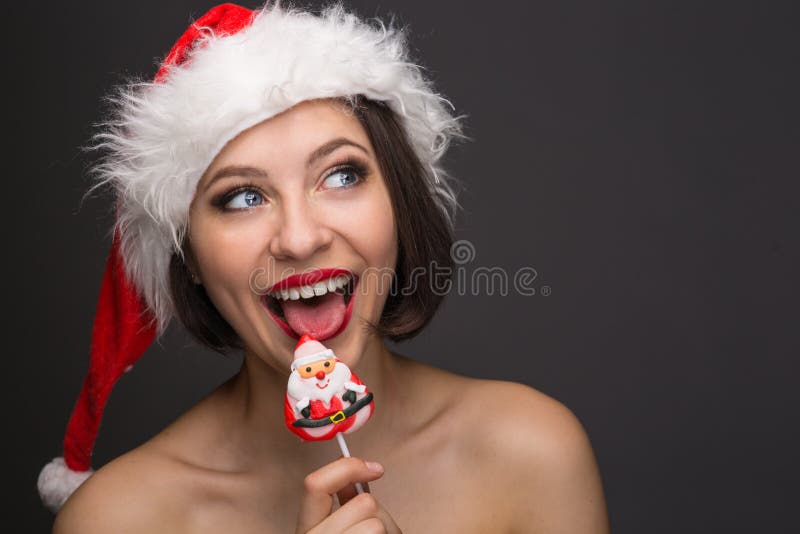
335, 433, 364, 494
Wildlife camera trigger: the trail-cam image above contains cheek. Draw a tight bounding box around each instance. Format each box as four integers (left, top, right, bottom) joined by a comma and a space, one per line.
333, 183, 398, 316
192, 231, 237, 281
188, 215, 267, 312
342, 185, 397, 267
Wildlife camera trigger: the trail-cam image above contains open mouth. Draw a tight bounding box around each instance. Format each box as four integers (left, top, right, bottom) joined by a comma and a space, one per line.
261, 275, 357, 341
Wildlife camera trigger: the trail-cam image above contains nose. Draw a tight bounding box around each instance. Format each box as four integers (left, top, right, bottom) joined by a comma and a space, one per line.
269, 193, 333, 261
316, 370, 326, 380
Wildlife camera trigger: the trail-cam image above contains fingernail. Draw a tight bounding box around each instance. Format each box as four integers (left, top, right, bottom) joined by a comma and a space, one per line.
365, 461, 384, 473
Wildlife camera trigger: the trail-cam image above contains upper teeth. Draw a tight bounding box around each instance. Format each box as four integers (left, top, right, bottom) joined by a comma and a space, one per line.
269, 275, 352, 301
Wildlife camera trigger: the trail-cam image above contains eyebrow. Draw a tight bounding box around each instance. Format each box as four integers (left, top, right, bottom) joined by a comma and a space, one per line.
307, 137, 369, 168
202, 165, 267, 194
202, 137, 369, 194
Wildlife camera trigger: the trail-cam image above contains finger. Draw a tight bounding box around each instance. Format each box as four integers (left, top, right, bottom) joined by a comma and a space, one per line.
321, 494, 403, 534
323, 491, 403, 534
374, 506, 403, 534
314, 493, 384, 533
337, 480, 371, 507
346, 517, 386, 533
297, 458, 384, 533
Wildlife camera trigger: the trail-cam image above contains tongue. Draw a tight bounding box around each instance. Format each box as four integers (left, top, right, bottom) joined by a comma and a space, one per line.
281, 291, 346, 340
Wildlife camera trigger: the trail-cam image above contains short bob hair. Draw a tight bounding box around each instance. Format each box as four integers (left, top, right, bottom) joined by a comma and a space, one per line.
169, 96, 459, 353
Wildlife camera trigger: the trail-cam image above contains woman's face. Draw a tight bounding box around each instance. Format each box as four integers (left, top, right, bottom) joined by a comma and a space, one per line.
189, 99, 398, 371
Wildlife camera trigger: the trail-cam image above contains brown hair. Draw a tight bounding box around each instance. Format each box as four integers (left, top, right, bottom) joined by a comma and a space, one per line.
169, 96, 458, 353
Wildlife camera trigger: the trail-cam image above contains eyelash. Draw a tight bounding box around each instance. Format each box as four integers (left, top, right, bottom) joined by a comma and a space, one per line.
211, 157, 370, 211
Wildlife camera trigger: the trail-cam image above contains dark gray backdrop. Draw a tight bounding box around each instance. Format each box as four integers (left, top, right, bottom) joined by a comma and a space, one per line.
8, 1, 798, 532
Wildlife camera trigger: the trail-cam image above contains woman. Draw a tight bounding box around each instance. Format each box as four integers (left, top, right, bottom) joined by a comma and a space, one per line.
42, 3, 609, 532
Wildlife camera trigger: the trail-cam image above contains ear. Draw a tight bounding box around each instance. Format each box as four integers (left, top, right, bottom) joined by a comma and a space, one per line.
181, 236, 203, 285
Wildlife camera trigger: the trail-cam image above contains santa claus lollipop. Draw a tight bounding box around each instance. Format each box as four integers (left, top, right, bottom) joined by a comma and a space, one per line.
285, 334, 375, 444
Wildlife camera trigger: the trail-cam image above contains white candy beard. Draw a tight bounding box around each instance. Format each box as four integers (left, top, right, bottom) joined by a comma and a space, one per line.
288, 362, 352, 405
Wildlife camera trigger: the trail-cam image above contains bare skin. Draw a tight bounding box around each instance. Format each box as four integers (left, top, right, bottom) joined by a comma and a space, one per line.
54, 100, 610, 533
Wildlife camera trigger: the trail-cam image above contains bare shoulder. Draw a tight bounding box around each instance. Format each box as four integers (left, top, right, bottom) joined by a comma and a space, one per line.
53, 446, 187, 534
460, 379, 611, 533
395, 355, 603, 467
51, 381, 261, 534
441, 377, 595, 462
393, 354, 610, 532
465, 379, 591, 452
395, 354, 591, 447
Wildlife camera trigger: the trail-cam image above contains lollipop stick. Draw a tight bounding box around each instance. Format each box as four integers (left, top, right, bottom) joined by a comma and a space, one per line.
336, 433, 364, 494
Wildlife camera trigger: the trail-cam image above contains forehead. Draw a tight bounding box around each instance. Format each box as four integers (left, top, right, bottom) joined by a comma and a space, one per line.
200, 98, 373, 183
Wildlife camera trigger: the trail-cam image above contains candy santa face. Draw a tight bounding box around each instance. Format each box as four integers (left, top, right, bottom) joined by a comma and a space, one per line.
288, 357, 346, 405
284, 336, 374, 441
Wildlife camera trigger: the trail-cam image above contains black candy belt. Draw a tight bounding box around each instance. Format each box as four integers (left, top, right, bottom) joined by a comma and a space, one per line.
293, 392, 374, 428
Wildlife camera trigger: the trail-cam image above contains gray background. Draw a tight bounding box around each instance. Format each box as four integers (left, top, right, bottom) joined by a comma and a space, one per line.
8, 1, 798, 532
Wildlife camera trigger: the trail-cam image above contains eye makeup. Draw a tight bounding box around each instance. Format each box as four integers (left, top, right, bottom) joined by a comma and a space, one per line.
209, 155, 372, 212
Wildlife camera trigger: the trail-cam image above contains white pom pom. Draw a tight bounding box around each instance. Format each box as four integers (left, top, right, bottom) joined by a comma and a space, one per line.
37, 457, 94, 513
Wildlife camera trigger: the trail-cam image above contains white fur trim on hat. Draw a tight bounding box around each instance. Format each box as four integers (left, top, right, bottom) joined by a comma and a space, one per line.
88, 2, 463, 335
37, 457, 94, 513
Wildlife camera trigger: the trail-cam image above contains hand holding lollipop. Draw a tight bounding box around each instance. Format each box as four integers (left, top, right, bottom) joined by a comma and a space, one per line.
286, 336, 400, 531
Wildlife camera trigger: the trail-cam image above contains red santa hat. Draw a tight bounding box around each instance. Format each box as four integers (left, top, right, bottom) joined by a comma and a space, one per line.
38, 1, 461, 513
292, 334, 336, 371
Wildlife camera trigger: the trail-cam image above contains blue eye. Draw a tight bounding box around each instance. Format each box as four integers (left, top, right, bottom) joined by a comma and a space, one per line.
225, 189, 264, 209
322, 168, 360, 189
